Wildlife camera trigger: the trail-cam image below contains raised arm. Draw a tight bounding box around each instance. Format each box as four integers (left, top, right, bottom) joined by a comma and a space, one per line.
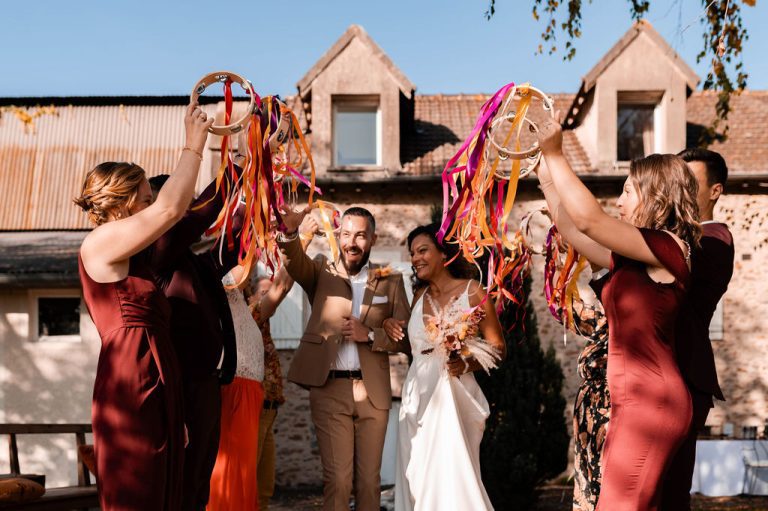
260, 216, 320, 319
537, 117, 663, 268
151, 164, 243, 273
276, 205, 320, 299
81, 102, 213, 279
536, 160, 611, 269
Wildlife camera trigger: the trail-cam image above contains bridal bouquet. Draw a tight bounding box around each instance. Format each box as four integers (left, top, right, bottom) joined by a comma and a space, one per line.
424, 296, 501, 374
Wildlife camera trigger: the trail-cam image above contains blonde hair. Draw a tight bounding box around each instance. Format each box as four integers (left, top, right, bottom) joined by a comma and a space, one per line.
73, 162, 146, 225
629, 153, 702, 248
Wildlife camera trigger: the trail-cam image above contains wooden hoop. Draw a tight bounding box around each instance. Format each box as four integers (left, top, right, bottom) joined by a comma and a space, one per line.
519, 207, 552, 255
487, 85, 554, 178
190, 71, 258, 136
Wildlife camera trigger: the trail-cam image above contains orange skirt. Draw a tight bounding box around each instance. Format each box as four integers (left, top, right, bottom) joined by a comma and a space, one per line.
207, 377, 264, 511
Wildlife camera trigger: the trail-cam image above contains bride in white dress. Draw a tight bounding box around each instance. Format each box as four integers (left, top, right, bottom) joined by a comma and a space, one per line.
387, 224, 506, 511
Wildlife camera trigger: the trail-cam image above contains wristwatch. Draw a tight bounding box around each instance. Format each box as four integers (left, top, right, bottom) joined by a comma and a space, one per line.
367, 329, 375, 347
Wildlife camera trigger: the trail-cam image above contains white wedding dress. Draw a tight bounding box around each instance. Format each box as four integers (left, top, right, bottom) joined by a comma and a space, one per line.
394, 286, 494, 511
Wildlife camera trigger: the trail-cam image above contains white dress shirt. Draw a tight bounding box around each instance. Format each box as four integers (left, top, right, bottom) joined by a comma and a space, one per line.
332, 263, 369, 370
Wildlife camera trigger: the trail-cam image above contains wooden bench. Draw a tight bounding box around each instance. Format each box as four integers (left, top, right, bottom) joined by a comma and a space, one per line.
0, 424, 98, 510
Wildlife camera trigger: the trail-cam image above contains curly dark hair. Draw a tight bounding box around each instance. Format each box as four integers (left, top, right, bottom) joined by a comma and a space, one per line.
407, 223, 478, 293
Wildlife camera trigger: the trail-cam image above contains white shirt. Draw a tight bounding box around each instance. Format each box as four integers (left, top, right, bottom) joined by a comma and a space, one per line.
332, 263, 369, 370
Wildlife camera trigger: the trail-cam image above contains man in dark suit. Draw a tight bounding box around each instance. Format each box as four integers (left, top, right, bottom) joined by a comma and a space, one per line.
149, 174, 239, 511
661, 149, 735, 510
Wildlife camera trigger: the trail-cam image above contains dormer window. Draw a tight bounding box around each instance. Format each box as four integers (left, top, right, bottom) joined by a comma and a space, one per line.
332, 95, 381, 167
616, 91, 663, 162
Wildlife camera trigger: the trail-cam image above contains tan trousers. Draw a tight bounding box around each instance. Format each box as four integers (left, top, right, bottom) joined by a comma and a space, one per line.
309, 378, 389, 511
256, 407, 278, 511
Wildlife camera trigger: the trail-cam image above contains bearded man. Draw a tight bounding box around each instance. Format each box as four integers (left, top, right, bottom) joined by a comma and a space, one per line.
278, 206, 411, 511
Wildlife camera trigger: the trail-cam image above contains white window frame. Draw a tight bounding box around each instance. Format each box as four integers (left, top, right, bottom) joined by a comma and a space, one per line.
272, 286, 310, 351
616, 90, 664, 163
28, 289, 82, 343
709, 297, 725, 341
332, 95, 381, 169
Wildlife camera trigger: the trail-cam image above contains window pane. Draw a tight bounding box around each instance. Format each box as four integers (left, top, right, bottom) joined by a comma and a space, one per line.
335, 108, 377, 165
617, 105, 654, 161
38, 297, 80, 336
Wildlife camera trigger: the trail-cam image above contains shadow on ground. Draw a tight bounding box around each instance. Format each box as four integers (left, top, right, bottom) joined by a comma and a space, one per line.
270, 486, 768, 511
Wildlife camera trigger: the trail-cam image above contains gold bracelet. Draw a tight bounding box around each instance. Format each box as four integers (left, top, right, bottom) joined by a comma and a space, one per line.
183, 147, 203, 161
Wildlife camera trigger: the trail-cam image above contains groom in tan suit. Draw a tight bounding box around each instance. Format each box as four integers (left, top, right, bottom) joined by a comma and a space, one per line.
278, 206, 410, 511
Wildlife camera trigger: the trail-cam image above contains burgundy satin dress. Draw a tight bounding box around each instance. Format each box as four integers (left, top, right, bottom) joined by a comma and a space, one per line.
79, 250, 184, 510
596, 229, 693, 511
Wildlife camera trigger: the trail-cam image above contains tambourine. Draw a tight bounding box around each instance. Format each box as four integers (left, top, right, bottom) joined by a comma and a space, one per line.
518, 207, 552, 255
268, 99, 294, 154
190, 71, 259, 136
486, 85, 555, 179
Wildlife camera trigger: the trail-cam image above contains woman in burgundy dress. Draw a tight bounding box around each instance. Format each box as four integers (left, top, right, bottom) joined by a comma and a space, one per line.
74, 102, 213, 510
535, 118, 700, 511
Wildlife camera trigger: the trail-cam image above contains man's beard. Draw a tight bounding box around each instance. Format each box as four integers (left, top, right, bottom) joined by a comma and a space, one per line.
341, 248, 371, 276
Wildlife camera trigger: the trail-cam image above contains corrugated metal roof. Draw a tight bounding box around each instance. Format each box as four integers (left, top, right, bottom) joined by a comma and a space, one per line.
0, 103, 217, 230
2, 90, 767, 230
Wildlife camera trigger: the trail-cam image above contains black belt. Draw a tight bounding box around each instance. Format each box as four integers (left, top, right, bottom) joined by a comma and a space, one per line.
328, 370, 363, 380
263, 400, 281, 410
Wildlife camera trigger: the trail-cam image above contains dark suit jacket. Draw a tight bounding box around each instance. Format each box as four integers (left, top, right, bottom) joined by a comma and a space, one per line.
675, 222, 734, 401
151, 173, 243, 383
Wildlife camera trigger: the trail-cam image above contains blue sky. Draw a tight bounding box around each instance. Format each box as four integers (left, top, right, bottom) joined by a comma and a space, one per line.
2, 0, 766, 97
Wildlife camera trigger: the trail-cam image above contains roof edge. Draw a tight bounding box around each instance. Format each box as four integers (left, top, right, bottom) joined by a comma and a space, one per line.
582, 20, 699, 92
297, 24, 416, 98
0, 96, 226, 107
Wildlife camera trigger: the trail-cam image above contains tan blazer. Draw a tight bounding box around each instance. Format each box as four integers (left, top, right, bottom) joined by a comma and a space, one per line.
279, 236, 411, 410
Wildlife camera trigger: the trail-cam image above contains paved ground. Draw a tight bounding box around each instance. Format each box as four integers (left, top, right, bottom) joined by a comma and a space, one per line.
270, 486, 768, 511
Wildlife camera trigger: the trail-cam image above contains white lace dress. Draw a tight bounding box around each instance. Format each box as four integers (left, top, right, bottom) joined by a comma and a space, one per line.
222, 272, 264, 382
394, 287, 493, 511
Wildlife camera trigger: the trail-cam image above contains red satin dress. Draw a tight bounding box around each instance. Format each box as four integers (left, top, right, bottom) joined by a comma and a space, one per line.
596, 229, 693, 511
79, 251, 184, 510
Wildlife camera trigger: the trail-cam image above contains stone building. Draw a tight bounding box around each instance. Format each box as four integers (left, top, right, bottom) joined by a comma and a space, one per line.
1, 21, 767, 487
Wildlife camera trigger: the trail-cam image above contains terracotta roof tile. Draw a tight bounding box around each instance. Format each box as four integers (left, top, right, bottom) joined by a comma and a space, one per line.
402, 93, 591, 176
686, 90, 768, 175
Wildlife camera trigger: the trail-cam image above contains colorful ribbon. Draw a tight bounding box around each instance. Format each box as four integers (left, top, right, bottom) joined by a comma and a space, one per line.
192, 83, 320, 287
437, 82, 539, 307
543, 224, 589, 332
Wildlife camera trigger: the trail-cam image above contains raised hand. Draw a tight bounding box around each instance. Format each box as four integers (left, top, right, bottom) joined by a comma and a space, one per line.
299, 215, 321, 238
279, 204, 313, 235
536, 110, 564, 156
184, 101, 214, 155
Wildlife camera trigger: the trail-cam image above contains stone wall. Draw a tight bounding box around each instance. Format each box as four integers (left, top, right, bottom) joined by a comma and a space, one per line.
269, 183, 768, 486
